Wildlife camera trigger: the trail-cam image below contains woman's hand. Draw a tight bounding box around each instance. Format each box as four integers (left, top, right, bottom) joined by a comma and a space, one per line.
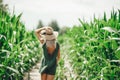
56, 56, 60, 65
35, 27, 46, 44
56, 48, 60, 65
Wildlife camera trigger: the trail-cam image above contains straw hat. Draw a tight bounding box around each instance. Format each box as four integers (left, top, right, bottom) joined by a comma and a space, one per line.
40, 27, 58, 40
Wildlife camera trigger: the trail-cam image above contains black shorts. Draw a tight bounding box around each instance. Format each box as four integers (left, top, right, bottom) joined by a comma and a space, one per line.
42, 66, 57, 75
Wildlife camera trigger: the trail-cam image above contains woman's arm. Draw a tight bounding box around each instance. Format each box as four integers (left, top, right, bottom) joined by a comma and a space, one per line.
35, 28, 45, 44
56, 48, 60, 64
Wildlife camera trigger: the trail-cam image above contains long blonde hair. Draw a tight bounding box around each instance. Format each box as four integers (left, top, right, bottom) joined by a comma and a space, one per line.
46, 39, 56, 48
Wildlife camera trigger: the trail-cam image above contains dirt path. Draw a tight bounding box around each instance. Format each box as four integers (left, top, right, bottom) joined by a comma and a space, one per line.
61, 38, 77, 79
23, 62, 41, 80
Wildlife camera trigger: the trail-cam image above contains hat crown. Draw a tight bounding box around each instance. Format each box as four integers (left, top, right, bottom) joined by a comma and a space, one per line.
45, 27, 53, 35
40, 26, 58, 40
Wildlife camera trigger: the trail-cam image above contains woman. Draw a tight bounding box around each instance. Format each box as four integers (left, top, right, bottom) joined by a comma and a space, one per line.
35, 27, 60, 80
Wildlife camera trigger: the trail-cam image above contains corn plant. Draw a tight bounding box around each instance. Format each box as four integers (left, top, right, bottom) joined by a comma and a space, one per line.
67, 10, 120, 80
0, 10, 42, 80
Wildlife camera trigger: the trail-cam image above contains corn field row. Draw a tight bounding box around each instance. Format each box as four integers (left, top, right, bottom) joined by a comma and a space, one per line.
66, 10, 120, 80
0, 7, 120, 80
0, 10, 42, 80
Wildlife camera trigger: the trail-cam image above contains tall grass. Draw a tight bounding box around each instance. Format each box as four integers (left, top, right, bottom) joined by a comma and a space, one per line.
0, 10, 42, 79
67, 10, 120, 79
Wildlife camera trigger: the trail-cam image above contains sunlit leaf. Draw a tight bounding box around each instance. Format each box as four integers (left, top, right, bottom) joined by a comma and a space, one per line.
101, 26, 117, 33
110, 37, 120, 40
0, 64, 19, 74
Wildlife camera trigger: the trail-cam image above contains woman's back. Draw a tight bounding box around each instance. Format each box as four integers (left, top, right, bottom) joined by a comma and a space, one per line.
46, 40, 56, 55
47, 47, 56, 55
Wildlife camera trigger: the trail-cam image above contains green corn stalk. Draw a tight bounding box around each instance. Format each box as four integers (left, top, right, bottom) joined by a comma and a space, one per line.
0, 8, 42, 79
66, 10, 120, 80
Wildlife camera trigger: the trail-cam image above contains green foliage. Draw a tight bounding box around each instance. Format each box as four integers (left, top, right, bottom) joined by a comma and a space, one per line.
59, 27, 70, 35
0, 0, 8, 12
66, 10, 120, 79
0, 10, 42, 80
55, 35, 73, 79
37, 20, 44, 29
1, 4, 120, 80
48, 20, 60, 31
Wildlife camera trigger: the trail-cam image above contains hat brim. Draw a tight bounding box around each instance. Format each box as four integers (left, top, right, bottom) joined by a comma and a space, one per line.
45, 31, 58, 40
